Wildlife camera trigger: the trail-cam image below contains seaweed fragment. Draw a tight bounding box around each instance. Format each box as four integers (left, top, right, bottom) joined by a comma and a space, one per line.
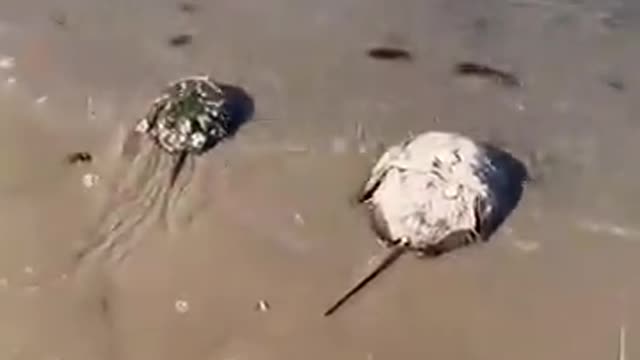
66, 152, 92, 164
168, 34, 193, 47
454, 62, 522, 88
367, 46, 413, 61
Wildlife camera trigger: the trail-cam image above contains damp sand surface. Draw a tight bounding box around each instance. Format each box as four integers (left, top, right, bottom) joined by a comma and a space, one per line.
0, 0, 640, 359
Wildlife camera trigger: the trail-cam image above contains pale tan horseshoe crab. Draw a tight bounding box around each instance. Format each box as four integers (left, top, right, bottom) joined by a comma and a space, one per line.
324, 131, 528, 316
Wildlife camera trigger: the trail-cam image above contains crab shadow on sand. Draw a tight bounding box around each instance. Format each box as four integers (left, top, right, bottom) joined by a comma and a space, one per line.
201, 83, 256, 153
477, 143, 530, 241
418, 143, 530, 256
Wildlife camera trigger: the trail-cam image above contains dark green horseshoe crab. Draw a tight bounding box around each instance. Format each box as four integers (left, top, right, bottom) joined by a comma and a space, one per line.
28, 76, 252, 351
135, 75, 233, 156
72, 75, 252, 268
131, 75, 237, 187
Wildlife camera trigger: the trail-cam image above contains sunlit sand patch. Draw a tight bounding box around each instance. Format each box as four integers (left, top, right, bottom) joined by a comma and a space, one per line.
510, 238, 541, 253
0, 56, 15, 69
34, 95, 47, 105
577, 219, 640, 241
331, 137, 348, 154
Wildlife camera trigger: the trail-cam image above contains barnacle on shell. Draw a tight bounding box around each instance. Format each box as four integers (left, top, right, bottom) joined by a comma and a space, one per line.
136, 75, 232, 155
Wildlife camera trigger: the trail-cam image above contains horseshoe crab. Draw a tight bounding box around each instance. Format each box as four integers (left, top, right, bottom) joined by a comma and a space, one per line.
18, 76, 253, 356
73, 75, 251, 268
135, 75, 233, 156
324, 131, 528, 316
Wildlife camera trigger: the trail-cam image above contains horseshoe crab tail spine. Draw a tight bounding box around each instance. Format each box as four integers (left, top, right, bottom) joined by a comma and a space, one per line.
170, 151, 188, 188
324, 246, 405, 317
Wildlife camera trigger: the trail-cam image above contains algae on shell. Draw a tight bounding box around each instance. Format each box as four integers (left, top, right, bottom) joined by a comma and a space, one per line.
135, 75, 233, 156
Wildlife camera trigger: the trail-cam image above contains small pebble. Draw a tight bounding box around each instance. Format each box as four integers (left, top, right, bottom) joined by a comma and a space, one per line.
293, 213, 304, 226
82, 173, 99, 188
175, 299, 190, 313
6, 77, 16, 85
0, 278, 8, 288
0, 56, 14, 69
256, 300, 270, 312
23, 266, 34, 274
35, 96, 48, 104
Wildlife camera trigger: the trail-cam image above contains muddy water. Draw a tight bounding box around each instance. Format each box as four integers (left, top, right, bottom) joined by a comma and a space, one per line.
0, 0, 639, 359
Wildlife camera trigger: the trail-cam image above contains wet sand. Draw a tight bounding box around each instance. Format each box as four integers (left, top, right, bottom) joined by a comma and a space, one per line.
0, 0, 639, 359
